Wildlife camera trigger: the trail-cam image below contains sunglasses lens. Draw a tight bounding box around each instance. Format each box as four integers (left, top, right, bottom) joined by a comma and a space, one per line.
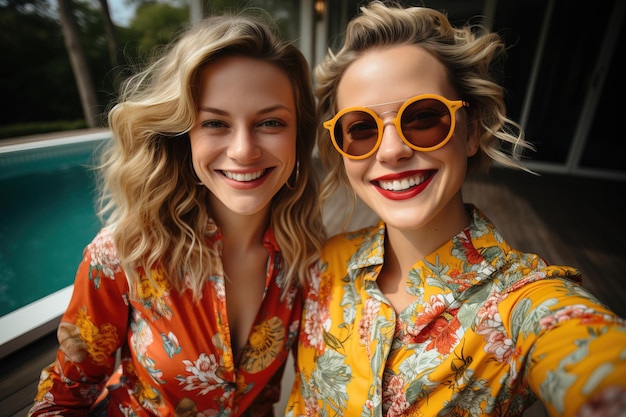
333, 110, 379, 157
400, 98, 452, 148
330, 97, 456, 158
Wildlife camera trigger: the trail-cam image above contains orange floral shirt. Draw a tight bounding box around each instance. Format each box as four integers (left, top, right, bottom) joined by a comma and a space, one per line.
29, 220, 301, 417
287, 206, 626, 416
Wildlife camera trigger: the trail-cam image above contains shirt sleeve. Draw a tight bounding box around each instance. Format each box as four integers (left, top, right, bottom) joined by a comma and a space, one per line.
509, 277, 626, 416
28, 229, 129, 416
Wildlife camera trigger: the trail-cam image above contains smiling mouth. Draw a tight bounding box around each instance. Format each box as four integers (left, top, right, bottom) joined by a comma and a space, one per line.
376, 172, 431, 191
222, 169, 266, 182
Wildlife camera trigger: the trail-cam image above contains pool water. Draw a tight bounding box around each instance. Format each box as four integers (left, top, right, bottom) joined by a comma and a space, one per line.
0, 137, 106, 317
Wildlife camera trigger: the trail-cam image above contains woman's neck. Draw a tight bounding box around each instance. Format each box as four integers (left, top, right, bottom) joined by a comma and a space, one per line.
384, 201, 470, 276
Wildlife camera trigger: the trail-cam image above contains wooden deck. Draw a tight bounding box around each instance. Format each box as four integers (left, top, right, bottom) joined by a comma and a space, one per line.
2, 162, 625, 417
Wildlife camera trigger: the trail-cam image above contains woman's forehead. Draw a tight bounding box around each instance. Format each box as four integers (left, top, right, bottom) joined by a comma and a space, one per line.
336, 44, 450, 109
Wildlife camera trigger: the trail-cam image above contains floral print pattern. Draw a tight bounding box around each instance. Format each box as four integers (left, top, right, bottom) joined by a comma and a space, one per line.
287, 206, 626, 417
29, 220, 301, 417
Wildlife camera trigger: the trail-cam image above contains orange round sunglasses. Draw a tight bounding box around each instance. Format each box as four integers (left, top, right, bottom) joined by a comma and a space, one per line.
324, 93, 469, 160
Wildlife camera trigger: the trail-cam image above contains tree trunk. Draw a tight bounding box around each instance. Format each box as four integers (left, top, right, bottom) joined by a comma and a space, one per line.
57, 0, 101, 128
98, 0, 121, 66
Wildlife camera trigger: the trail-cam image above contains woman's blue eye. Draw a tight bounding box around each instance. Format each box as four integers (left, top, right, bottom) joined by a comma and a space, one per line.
200, 120, 227, 129
261, 119, 284, 128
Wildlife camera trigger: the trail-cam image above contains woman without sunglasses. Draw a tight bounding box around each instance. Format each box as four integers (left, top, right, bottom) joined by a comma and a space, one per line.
28, 10, 324, 417
286, 2, 626, 416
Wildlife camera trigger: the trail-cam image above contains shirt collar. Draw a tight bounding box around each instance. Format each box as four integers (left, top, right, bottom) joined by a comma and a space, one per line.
348, 204, 580, 297
206, 217, 279, 253
348, 205, 498, 288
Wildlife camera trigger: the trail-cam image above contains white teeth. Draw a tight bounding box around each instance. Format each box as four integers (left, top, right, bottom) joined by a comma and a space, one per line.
223, 169, 265, 182
378, 174, 426, 191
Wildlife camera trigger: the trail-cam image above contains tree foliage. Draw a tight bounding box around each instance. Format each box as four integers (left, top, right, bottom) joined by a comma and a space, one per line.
0, 0, 299, 136
121, 2, 189, 61
0, 0, 189, 131
1, 1, 76, 124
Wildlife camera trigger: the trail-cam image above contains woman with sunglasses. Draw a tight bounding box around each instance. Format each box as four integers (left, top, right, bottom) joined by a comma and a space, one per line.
286, 2, 626, 416
28, 10, 324, 417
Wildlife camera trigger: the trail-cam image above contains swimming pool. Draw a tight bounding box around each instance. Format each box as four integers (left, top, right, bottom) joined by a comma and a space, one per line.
0, 131, 111, 357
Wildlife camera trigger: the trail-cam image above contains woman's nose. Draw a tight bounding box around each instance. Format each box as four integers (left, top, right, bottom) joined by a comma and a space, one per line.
375, 121, 413, 162
227, 128, 262, 162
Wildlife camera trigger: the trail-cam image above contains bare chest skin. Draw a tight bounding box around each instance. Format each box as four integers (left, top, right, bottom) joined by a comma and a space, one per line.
376, 262, 418, 314
223, 246, 268, 362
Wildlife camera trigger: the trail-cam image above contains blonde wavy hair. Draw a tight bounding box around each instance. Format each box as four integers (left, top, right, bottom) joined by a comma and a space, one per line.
315, 1, 534, 204
98, 10, 325, 300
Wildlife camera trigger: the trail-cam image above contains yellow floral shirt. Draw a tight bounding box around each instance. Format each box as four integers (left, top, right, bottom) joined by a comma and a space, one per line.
29, 219, 301, 417
287, 206, 626, 416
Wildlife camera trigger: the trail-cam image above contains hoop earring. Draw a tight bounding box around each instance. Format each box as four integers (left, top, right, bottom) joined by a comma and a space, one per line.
285, 160, 300, 190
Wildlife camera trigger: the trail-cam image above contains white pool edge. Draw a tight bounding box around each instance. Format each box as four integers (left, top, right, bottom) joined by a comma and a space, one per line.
0, 129, 111, 153
0, 285, 72, 359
